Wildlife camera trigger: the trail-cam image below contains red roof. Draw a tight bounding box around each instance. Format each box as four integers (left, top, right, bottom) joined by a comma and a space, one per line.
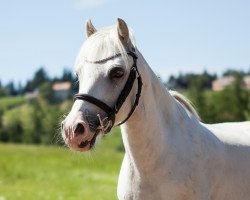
52, 82, 71, 91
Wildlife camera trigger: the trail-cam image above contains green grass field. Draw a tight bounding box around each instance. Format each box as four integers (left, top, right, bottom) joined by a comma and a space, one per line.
0, 96, 26, 111
0, 128, 124, 200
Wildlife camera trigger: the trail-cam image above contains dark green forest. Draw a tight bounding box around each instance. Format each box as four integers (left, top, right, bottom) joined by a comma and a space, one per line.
0, 68, 249, 145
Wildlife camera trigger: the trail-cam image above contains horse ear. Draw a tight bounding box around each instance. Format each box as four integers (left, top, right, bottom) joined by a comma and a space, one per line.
86, 19, 97, 38
117, 18, 129, 45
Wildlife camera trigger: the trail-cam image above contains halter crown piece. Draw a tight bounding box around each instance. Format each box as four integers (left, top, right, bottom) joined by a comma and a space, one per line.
74, 49, 143, 134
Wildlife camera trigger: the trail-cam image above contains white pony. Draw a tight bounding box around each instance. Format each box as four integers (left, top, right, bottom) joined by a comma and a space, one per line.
61, 18, 250, 200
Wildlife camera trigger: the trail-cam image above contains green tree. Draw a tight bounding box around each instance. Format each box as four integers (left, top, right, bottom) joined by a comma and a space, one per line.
62, 68, 73, 82
0, 109, 8, 142
24, 67, 49, 92
245, 92, 250, 120
230, 75, 248, 121
39, 82, 54, 103
2, 108, 23, 143
29, 99, 64, 145
20, 105, 36, 143
189, 76, 206, 120
7, 119, 23, 143
213, 75, 248, 122
40, 104, 63, 144
33, 68, 49, 87
6, 81, 17, 95
30, 100, 45, 144
0, 88, 8, 97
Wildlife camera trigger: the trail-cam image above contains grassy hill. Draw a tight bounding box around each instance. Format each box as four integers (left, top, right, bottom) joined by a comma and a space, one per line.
0, 128, 124, 200
0, 96, 26, 111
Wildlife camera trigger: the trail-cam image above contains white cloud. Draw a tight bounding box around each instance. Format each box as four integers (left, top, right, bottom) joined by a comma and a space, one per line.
73, 0, 110, 9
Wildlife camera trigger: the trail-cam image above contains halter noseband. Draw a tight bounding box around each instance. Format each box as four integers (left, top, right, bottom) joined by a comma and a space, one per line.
74, 50, 143, 134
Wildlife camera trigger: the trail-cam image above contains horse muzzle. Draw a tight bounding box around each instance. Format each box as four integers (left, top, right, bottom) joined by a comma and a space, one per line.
61, 110, 107, 152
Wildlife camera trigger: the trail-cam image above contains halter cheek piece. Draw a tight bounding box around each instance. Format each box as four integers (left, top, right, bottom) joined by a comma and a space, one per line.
74, 50, 143, 134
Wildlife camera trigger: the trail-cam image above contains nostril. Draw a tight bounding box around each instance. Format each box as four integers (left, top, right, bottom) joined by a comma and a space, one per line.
73, 123, 85, 135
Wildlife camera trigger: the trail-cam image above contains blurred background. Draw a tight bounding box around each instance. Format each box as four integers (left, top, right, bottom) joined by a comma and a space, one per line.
0, 0, 250, 199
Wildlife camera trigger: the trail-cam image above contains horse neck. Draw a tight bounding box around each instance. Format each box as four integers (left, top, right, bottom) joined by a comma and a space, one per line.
120, 51, 184, 174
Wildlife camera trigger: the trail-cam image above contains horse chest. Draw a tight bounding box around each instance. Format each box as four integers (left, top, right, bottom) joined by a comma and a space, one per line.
117, 154, 159, 200
117, 170, 159, 199
117, 154, 197, 200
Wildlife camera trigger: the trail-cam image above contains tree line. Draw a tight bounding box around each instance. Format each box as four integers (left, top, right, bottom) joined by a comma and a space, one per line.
165, 69, 250, 90
186, 73, 250, 123
0, 67, 78, 97
0, 67, 249, 145
0, 67, 76, 145
165, 69, 250, 123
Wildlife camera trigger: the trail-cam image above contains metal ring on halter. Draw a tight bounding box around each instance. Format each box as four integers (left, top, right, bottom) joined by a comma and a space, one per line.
74, 50, 142, 134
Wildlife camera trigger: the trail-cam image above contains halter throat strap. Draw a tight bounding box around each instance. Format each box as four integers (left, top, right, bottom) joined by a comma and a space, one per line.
73, 50, 142, 133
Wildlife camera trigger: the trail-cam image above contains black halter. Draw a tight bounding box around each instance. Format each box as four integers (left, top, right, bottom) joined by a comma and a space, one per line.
74, 50, 143, 134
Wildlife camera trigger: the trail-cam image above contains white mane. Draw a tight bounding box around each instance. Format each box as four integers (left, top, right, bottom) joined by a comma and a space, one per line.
170, 90, 200, 120
74, 26, 136, 71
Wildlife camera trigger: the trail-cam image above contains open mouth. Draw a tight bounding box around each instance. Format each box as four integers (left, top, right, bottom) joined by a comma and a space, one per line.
77, 132, 99, 149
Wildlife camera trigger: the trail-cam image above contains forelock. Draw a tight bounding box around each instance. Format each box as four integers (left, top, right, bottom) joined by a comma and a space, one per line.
74, 26, 136, 71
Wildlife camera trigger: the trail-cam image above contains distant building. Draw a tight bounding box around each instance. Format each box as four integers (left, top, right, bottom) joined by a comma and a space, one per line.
52, 82, 72, 101
212, 76, 235, 91
243, 75, 250, 90
212, 75, 250, 91
25, 90, 39, 100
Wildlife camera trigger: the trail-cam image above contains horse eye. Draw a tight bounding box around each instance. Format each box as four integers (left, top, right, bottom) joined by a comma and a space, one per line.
109, 67, 125, 79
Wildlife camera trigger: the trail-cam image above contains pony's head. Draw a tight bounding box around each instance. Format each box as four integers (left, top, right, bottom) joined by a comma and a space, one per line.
61, 18, 141, 152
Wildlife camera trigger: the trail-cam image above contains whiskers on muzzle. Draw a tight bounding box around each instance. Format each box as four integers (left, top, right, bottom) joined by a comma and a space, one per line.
96, 114, 113, 134
84, 109, 111, 135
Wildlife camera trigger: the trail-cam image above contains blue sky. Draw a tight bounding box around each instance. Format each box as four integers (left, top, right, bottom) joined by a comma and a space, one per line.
0, 0, 250, 85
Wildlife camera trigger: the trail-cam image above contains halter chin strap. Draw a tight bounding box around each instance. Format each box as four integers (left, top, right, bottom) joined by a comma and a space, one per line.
74, 50, 142, 134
